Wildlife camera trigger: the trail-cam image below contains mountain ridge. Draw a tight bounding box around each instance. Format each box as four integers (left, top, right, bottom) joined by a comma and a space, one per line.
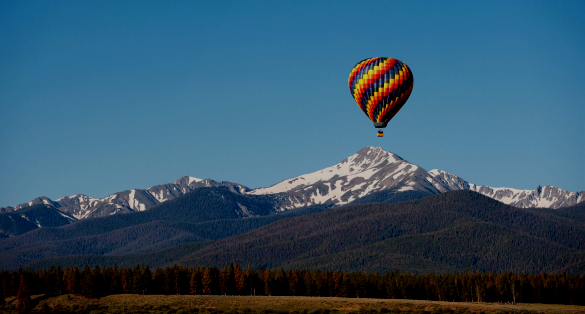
22, 190, 585, 274
250, 147, 584, 210
2, 147, 583, 224
1, 177, 250, 220
0, 187, 330, 270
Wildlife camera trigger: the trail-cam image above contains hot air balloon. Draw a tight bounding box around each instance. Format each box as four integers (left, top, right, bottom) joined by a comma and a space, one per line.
348, 57, 414, 137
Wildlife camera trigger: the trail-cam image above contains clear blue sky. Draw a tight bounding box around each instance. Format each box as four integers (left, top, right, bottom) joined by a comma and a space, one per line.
1, 1, 584, 207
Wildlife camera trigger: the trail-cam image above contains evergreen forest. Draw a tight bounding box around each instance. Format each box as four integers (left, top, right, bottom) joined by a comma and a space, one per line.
3, 263, 584, 312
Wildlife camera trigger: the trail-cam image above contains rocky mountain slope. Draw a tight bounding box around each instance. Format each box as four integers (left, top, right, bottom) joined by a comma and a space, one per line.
0, 204, 76, 238
250, 147, 584, 210
429, 168, 584, 209
1, 177, 249, 219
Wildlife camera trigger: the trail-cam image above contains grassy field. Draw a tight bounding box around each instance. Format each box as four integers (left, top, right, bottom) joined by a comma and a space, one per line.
3, 294, 585, 314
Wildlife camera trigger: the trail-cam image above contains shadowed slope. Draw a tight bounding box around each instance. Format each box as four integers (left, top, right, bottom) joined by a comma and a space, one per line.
174, 190, 585, 273
22, 190, 585, 273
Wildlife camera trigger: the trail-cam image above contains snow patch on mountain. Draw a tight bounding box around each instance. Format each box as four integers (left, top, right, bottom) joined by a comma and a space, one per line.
188, 176, 203, 185
128, 190, 145, 211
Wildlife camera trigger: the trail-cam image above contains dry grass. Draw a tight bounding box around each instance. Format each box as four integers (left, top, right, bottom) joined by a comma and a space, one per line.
2, 294, 585, 314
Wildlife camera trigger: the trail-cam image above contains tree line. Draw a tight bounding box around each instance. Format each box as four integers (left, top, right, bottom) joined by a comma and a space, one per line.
2, 263, 584, 312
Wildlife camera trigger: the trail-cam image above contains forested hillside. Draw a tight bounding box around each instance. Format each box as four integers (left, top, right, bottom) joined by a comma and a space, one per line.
0, 188, 330, 270
0, 205, 75, 237
533, 202, 585, 225
349, 189, 433, 205
171, 190, 585, 273
24, 191, 585, 274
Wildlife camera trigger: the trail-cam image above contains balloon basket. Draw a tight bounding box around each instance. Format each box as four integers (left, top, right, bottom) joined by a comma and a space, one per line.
377, 130, 384, 137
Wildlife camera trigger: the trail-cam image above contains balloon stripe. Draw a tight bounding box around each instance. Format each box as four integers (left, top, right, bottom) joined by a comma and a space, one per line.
351, 58, 379, 114
349, 59, 370, 92
364, 58, 394, 120
383, 82, 413, 121
380, 84, 413, 123
367, 61, 405, 122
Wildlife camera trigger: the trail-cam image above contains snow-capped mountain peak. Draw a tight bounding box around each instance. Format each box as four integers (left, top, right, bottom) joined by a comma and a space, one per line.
249, 147, 584, 210
249, 146, 425, 209
251, 147, 402, 195
173, 176, 204, 186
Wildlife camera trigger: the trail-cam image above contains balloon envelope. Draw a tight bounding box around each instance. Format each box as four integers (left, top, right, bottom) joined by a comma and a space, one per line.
348, 57, 414, 128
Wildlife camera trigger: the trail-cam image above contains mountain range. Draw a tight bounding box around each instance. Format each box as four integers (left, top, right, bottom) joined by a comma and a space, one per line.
250, 147, 584, 210
2, 147, 582, 226
0, 177, 249, 220
0, 188, 330, 269
0, 147, 584, 273
18, 190, 585, 274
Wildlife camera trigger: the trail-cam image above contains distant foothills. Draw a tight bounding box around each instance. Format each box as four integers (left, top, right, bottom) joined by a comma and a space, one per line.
0, 147, 584, 274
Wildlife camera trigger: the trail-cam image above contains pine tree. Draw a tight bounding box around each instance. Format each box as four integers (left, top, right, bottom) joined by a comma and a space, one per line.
202, 268, 213, 295
81, 265, 96, 298
245, 266, 256, 296
131, 265, 143, 294
45, 266, 58, 296
219, 266, 229, 295
0, 279, 6, 308
121, 268, 131, 294
64, 266, 81, 295
304, 271, 314, 296
163, 267, 174, 295
227, 263, 236, 295
1, 275, 9, 299
289, 270, 300, 296
190, 268, 202, 295
511, 277, 520, 304
91, 265, 104, 298
55, 266, 64, 295
272, 269, 287, 296
316, 271, 328, 297
353, 271, 367, 298
263, 269, 272, 296
16, 275, 32, 313
496, 274, 510, 302
109, 264, 121, 294
340, 272, 354, 298
153, 268, 165, 295
143, 266, 153, 295
235, 264, 245, 295
174, 265, 188, 295
331, 271, 341, 297
9, 272, 19, 297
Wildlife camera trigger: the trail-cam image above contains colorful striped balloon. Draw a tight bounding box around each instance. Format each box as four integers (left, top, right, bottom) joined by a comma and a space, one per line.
349, 57, 414, 129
